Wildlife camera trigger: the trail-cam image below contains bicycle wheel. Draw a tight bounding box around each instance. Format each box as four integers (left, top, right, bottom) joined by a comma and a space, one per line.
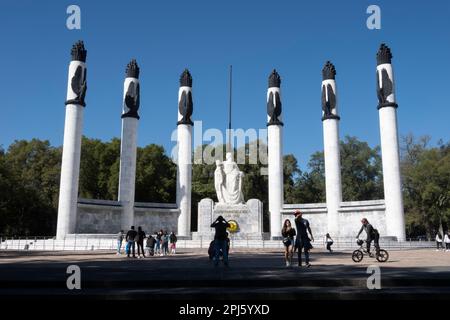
352, 250, 363, 262
376, 249, 389, 262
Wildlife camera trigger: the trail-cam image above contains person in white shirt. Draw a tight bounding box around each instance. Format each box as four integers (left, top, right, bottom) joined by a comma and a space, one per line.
444, 232, 450, 252
435, 233, 443, 251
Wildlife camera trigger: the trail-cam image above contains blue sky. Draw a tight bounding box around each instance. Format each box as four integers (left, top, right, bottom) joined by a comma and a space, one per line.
0, 0, 449, 170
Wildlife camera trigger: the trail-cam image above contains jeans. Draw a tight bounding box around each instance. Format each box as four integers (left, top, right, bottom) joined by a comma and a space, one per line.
214, 239, 228, 265
127, 241, 136, 257
117, 240, 122, 253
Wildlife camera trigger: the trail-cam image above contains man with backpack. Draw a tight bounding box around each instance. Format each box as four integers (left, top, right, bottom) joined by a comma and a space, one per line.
356, 218, 380, 256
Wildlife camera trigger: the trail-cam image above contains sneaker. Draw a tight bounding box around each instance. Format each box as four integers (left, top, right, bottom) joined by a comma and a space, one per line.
306, 263, 311, 268
286, 261, 289, 267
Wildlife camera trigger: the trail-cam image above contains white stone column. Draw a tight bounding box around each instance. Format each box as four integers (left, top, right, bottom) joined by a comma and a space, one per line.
376, 44, 406, 241
56, 41, 87, 239
321, 61, 342, 237
176, 69, 194, 238
267, 70, 284, 239
118, 60, 140, 230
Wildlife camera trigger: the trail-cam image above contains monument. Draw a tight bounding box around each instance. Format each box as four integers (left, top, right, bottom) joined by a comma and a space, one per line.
194, 151, 264, 239
54, 40, 406, 243
56, 41, 87, 239
193, 70, 264, 240
214, 153, 245, 205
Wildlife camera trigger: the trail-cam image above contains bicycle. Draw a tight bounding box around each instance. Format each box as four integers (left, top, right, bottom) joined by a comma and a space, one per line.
352, 239, 389, 263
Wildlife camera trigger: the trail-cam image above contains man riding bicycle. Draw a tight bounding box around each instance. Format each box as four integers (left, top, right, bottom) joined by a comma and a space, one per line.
356, 218, 380, 256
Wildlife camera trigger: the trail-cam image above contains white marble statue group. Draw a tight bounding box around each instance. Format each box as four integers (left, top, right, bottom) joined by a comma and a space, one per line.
214, 152, 245, 204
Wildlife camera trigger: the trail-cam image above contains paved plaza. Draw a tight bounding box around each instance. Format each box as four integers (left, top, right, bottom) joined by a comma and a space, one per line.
0, 248, 449, 299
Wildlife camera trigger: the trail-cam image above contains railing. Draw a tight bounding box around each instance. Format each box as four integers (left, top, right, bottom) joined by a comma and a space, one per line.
0, 235, 436, 251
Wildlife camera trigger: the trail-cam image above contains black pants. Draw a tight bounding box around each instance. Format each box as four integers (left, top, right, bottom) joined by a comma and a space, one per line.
437, 241, 443, 249
446, 243, 450, 250
326, 242, 333, 252
367, 233, 380, 254
137, 241, 145, 256
296, 238, 310, 265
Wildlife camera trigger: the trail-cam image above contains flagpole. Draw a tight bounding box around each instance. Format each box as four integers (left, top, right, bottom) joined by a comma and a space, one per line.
228, 65, 232, 154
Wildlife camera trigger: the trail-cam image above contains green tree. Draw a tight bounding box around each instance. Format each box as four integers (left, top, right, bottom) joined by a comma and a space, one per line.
340, 136, 383, 201
79, 137, 120, 200
1, 140, 61, 235
401, 135, 450, 238
135, 144, 176, 203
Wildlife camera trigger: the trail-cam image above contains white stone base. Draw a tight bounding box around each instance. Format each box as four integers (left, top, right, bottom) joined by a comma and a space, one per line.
193, 198, 264, 240
282, 200, 390, 240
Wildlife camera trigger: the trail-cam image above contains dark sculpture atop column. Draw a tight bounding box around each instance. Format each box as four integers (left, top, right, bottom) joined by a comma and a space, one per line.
178, 69, 193, 125
122, 82, 140, 120
322, 61, 336, 80
268, 69, 281, 88
126, 59, 140, 79
376, 44, 398, 109
376, 43, 392, 66
66, 41, 87, 107
180, 69, 193, 87
267, 69, 283, 126
321, 61, 339, 121
70, 40, 87, 62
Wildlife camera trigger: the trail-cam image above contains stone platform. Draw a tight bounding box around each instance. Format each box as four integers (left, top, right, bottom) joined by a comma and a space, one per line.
193, 198, 264, 240
0, 248, 449, 300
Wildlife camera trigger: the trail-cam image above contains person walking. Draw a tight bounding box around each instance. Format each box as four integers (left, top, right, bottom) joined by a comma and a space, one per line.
293, 210, 314, 268
325, 233, 334, 253
435, 232, 443, 251
136, 226, 146, 258
211, 216, 230, 267
356, 218, 380, 256
125, 226, 138, 258
155, 230, 162, 256
116, 230, 124, 255
169, 231, 177, 255
162, 231, 170, 256
281, 219, 296, 267
444, 232, 450, 252
146, 235, 156, 256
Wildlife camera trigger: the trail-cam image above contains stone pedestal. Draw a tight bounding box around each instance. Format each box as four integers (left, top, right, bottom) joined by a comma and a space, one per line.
194, 198, 264, 240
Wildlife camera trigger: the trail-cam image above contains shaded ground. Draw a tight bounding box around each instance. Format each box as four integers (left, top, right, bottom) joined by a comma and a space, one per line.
0, 248, 449, 299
